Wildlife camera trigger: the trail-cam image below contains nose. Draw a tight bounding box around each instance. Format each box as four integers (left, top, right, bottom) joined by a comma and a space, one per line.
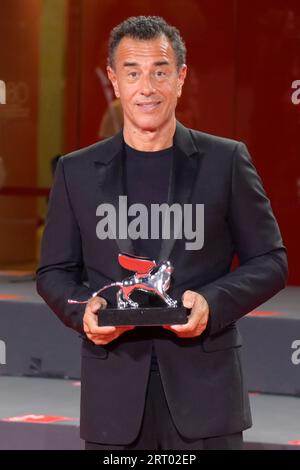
140, 73, 156, 96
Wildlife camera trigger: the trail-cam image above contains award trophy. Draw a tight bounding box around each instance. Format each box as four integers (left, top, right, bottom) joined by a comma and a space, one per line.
68, 253, 188, 327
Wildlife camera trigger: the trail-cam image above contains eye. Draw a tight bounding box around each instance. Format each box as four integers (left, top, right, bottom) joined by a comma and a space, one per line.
155, 70, 166, 77
128, 71, 138, 78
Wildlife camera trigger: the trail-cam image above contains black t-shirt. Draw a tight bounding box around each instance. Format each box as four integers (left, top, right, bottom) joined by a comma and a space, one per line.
125, 143, 173, 260
124, 143, 173, 372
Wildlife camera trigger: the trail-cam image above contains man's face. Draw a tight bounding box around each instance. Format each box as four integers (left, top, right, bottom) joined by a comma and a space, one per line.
107, 35, 187, 133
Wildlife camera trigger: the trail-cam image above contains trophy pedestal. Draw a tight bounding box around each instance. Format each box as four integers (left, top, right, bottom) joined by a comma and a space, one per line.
98, 306, 188, 327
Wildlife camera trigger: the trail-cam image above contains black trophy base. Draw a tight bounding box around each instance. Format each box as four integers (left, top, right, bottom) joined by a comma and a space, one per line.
98, 306, 188, 327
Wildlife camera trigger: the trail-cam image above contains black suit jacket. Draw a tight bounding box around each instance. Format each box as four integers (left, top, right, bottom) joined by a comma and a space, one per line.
36, 122, 288, 444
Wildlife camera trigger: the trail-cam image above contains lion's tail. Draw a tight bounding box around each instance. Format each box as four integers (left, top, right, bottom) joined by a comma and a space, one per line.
67, 282, 123, 305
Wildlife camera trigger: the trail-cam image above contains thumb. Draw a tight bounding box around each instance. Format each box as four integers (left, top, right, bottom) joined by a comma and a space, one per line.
90, 302, 101, 314
89, 297, 106, 314
182, 290, 196, 309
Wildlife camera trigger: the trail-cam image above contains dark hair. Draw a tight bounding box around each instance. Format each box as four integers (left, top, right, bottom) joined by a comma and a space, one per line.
108, 16, 186, 70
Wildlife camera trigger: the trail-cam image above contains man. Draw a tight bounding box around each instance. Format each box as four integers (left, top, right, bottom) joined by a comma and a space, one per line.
37, 16, 288, 450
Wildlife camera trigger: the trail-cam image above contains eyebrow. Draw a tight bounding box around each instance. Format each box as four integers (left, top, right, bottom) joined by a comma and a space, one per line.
123, 62, 139, 67
123, 60, 170, 67
153, 60, 170, 66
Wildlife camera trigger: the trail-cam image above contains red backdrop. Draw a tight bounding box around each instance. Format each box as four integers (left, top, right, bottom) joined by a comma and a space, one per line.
64, 0, 300, 284
0, 0, 40, 264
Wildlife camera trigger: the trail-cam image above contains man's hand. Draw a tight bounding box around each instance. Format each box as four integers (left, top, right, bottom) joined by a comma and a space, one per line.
83, 296, 135, 345
163, 290, 209, 338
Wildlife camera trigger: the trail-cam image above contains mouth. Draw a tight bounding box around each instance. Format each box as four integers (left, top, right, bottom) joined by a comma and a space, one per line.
136, 101, 161, 112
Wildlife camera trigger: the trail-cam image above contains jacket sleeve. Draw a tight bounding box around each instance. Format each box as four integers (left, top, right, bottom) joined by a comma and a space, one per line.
36, 157, 93, 334
198, 142, 288, 336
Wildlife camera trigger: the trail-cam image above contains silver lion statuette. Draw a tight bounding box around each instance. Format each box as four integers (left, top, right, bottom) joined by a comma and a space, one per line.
68, 253, 187, 327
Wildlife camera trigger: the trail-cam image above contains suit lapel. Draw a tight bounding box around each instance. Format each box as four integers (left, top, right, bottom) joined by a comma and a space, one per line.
94, 132, 135, 257
158, 122, 200, 262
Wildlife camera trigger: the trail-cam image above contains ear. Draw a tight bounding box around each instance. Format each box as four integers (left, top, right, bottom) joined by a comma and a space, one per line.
107, 66, 120, 98
177, 64, 187, 98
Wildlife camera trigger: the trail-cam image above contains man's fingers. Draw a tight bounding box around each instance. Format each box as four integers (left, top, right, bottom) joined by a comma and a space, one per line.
88, 324, 116, 335
86, 325, 135, 344
182, 290, 196, 309
163, 321, 206, 338
93, 325, 135, 336
88, 296, 107, 313
92, 339, 109, 345
116, 326, 136, 334
90, 335, 116, 345
170, 298, 202, 332
163, 292, 209, 338
83, 294, 136, 343
94, 326, 117, 334
84, 316, 116, 335
167, 290, 198, 332
84, 315, 135, 335
89, 303, 101, 314
84, 297, 115, 335
89, 327, 135, 345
